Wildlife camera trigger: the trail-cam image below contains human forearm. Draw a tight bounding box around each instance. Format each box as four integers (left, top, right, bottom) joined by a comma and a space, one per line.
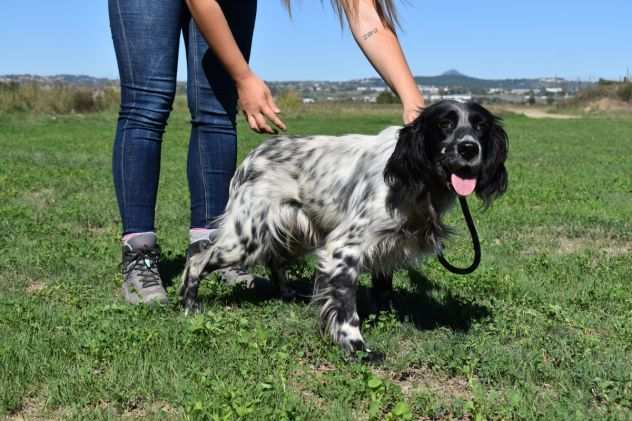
185, 0, 252, 82
345, 0, 424, 120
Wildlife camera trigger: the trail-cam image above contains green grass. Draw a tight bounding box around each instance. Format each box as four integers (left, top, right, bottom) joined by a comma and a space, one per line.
1, 105, 632, 420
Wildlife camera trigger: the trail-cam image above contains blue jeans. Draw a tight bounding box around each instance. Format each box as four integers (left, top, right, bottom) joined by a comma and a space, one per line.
109, 0, 257, 234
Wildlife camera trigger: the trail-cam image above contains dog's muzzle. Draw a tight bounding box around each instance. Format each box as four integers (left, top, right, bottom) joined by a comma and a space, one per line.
456, 135, 481, 163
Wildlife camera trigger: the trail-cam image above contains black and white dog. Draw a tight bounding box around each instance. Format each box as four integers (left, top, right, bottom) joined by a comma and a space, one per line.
182, 100, 508, 354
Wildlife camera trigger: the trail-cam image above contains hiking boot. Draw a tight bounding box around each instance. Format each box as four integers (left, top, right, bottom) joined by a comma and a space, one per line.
121, 233, 168, 305
217, 266, 260, 288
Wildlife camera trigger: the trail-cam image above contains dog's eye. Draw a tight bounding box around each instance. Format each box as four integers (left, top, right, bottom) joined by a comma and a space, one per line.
439, 120, 454, 130
475, 122, 488, 132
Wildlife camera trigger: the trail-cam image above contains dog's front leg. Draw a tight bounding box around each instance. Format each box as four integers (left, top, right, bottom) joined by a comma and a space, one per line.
371, 271, 394, 313
180, 241, 215, 315
314, 244, 367, 354
180, 270, 202, 315
269, 262, 296, 300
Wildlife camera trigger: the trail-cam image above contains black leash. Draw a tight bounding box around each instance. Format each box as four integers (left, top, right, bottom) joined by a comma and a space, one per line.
436, 196, 481, 275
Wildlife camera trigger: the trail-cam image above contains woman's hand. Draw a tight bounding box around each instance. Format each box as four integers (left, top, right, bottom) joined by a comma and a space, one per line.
236, 72, 286, 134
184, 0, 286, 134
402, 96, 425, 125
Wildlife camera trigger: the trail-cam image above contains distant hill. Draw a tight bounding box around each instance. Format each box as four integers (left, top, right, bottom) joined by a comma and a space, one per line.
357, 70, 591, 92
441, 69, 466, 77
414, 72, 589, 91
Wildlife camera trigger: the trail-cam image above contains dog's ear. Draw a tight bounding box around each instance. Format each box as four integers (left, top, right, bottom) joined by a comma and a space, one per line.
476, 115, 508, 205
384, 117, 431, 189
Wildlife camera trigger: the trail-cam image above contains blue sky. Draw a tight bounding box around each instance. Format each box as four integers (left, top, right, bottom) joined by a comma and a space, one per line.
1, 0, 630, 81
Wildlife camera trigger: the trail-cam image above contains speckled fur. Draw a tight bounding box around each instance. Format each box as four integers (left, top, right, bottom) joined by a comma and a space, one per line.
181, 101, 508, 353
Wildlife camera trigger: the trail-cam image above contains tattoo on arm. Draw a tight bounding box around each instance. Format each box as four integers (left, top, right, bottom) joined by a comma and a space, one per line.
362, 28, 378, 41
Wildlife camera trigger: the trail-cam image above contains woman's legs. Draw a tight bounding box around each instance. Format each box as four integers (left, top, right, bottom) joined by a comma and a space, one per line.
109, 0, 185, 304
109, 0, 184, 235
183, 0, 258, 230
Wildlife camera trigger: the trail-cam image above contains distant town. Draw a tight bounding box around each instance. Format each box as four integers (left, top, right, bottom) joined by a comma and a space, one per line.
0, 70, 600, 106
267, 70, 595, 106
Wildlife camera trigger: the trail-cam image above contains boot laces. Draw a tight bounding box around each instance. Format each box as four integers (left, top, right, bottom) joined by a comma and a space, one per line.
123, 247, 161, 288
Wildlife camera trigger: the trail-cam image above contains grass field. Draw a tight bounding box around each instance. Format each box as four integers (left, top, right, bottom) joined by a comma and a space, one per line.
1, 104, 632, 420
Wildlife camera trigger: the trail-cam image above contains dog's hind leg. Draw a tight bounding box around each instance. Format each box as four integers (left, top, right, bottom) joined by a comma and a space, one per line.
313, 241, 367, 354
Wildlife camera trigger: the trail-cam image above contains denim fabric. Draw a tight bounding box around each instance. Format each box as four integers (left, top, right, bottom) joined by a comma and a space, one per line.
109, 0, 257, 234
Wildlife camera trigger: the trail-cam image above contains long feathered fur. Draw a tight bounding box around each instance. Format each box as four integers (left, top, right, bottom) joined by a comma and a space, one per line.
182, 100, 508, 353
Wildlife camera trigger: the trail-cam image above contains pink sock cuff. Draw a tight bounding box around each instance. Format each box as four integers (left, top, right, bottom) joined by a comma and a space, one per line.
122, 232, 155, 243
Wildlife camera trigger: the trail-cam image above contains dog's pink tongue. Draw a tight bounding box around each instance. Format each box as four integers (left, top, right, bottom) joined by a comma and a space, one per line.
451, 174, 477, 197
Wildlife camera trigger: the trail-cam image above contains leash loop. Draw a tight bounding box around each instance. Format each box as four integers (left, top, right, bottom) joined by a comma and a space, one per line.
436, 196, 481, 275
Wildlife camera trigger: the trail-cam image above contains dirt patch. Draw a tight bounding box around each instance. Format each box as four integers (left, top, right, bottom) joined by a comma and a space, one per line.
121, 399, 179, 419
8, 397, 180, 420
517, 227, 632, 257
8, 397, 66, 421
582, 98, 632, 113
558, 236, 631, 257
71, 223, 118, 240
374, 366, 472, 401
88, 398, 180, 419
288, 364, 333, 411
21, 189, 56, 210
26, 281, 46, 295
8, 398, 39, 421
502, 107, 578, 120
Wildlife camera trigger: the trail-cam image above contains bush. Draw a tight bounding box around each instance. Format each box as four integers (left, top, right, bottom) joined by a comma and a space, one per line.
598, 78, 617, 86
376, 91, 400, 104
617, 83, 632, 102
72, 90, 99, 113
568, 82, 632, 106
274, 89, 302, 113
0, 82, 120, 114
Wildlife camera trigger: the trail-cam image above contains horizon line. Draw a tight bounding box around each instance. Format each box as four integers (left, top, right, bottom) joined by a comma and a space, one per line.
1, 72, 622, 83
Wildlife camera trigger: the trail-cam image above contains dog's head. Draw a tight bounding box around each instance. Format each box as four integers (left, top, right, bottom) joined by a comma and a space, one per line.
384, 100, 508, 205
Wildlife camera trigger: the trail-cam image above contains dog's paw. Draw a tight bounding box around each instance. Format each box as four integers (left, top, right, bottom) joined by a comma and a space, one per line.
358, 348, 386, 365
343, 345, 385, 365
336, 322, 369, 352
278, 285, 300, 301
182, 299, 204, 316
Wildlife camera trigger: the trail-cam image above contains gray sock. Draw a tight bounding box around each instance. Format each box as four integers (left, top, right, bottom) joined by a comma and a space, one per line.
189, 228, 215, 244
123, 232, 157, 250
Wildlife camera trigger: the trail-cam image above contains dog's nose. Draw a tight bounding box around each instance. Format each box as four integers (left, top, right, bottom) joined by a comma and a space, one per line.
457, 141, 480, 161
